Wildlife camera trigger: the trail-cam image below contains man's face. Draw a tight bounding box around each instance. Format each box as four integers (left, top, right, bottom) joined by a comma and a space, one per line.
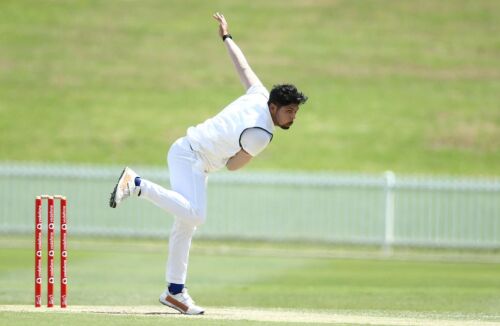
270, 103, 299, 130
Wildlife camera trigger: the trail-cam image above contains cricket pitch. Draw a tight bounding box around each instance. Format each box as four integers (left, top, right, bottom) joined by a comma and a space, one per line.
1, 305, 499, 325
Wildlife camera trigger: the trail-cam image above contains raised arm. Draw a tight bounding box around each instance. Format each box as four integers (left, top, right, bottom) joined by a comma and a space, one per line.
213, 12, 262, 90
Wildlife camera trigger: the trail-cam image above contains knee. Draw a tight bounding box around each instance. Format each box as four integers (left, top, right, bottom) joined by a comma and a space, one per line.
175, 201, 206, 227
191, 210, 206, 226
176, 208, 206, 227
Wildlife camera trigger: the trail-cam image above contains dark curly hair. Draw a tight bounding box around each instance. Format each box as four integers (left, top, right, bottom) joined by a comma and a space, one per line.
268, 84, 308, 107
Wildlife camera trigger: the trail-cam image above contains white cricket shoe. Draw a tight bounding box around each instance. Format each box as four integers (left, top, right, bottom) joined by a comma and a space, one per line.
109, 167, 140, 208
159, 288, 205, 315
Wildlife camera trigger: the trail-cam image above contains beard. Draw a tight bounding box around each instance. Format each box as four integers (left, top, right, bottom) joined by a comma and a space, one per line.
279, 121, 293, 130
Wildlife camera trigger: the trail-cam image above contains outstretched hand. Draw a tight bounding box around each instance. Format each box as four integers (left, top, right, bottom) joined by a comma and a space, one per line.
213, 12, 262, 89
213, 12, 229, 38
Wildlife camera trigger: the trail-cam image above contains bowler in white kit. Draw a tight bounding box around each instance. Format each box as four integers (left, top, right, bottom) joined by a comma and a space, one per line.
109, 13, 308, 315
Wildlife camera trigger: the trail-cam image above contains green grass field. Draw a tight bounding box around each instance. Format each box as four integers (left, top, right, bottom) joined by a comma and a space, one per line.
1, 236, 499, 325
1, 0, 499, 175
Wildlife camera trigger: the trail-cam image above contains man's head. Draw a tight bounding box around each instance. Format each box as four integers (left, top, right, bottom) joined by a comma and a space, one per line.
268, 84, 308, 130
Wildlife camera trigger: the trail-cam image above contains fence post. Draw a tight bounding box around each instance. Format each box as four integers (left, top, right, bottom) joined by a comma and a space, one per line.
383, 171, 396, 253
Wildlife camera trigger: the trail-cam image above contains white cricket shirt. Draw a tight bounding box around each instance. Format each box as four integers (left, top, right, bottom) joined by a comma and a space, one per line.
186, 84, 274, 172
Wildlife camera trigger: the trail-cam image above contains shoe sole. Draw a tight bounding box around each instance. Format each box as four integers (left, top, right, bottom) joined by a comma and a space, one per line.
159, 298, 205, 315
109, 167, 127, 208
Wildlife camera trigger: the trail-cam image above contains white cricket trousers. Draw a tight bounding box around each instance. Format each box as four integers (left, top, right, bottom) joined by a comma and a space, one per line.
139, 137, 208, 284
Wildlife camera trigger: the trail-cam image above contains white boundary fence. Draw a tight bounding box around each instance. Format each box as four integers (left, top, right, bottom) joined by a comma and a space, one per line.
0, 162, 499, 249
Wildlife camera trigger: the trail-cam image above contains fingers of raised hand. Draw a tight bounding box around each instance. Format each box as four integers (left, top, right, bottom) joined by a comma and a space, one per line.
213, 12, 226, 24
213, 12, 222, 21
